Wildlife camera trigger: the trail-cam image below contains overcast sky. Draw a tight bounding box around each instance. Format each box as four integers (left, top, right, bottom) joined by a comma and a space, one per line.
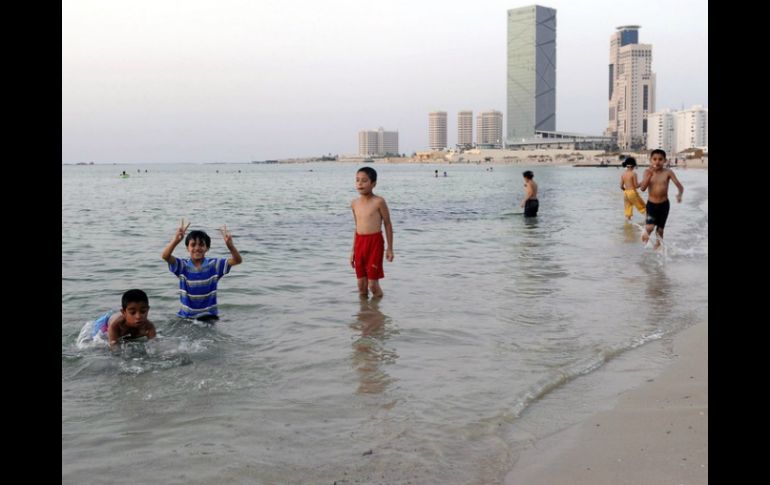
62, 0, 707, 163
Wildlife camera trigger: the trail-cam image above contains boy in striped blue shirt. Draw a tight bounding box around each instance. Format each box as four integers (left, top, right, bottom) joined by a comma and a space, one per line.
162, 220, 243, 320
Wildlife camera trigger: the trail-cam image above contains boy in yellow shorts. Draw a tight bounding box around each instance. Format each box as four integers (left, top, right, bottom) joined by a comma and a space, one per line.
620, 157, 646, 221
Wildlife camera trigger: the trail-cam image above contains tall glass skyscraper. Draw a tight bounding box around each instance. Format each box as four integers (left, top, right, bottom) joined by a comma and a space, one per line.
506, 5, 556, 143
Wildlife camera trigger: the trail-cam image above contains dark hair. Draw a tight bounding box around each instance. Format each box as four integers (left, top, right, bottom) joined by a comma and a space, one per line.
522, 170, 534, 179
650, 149, 666, 159
185, 230, 211, 248
357, 166, 377, 183
622, 157, 637, 167
122, 289, 149, 309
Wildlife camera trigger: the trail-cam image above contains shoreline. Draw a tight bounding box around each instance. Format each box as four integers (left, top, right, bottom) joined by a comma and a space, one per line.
504, 320, 708, 484
291, 156, 708, 169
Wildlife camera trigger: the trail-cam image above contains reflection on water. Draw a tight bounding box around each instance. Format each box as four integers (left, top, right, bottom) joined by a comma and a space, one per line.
640, 254, 671, 300
639, 255, 675, 331
349, 298, 398, 395
622, 220, 641, 243
511, 211, 566, 301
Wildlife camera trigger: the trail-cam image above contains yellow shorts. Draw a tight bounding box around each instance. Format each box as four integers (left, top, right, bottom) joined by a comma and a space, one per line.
623, 189, 646, 218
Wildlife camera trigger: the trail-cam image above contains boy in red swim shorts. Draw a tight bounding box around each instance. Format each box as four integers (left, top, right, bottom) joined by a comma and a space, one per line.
350, 167, 394, 298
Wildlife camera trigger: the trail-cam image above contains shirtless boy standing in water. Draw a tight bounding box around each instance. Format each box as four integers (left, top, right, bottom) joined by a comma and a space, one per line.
350, 167, 394, 298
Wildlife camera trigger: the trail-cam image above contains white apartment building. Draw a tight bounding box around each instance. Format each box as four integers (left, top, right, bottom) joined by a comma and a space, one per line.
646, 109, 675, 155
675, 105, 708, 154
647, 105, 708, 155
358, 127, 399, 156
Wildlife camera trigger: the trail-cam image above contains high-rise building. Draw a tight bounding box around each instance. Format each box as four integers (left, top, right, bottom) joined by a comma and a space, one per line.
358, 127, 399, 156
606, 25, 656, 149
429, 111, 448, 150
457, 111, 473, 148
476, 110, 504, 148
507, 5, 556, 143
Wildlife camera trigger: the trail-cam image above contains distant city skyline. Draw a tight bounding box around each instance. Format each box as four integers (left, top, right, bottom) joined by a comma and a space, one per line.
62, 0, 708, 163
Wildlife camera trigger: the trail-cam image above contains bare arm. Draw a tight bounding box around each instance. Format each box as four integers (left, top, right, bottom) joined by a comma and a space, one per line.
379, 198, 394, 262
520, 182, 533, 207
107, 317, 123, 349
620, 175, 625, 191
350, 203, 357, 268
219, 225, 242, 266
669, 170, 684, 202
107, 319, 157, 350
162, 219, 190, 265
639, 169, 652, 192
145, 322, 157, 340
633, 172, 640, 189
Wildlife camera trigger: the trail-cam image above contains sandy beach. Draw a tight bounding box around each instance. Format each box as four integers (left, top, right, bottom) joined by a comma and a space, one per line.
504, 320, 708, 485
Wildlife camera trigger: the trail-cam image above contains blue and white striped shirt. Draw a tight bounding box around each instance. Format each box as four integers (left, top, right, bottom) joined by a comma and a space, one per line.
168, 257, 231, 319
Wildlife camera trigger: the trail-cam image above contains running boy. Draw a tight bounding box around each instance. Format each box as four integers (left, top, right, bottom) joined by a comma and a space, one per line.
620, 157, 646, 220
639, 149, 684, 248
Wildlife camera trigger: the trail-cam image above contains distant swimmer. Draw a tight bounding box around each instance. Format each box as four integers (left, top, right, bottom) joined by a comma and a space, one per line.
520, 170, 539, 217
639, 149, 684, 249
620, 157, 646, 221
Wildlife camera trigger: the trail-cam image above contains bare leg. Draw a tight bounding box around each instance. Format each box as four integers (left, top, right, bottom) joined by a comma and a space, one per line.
368, 279, 383, 298
357, 277, 369, 298
654, 227, 665, 249
642, 224, 654, 244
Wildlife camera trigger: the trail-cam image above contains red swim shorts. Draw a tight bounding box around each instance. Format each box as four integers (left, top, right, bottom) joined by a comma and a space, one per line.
353, 232, 384, 280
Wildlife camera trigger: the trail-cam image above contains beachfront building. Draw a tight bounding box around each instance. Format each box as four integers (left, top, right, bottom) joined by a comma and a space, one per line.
507, 5, 556, 144
646, 109, 675, 155
674, 105, 708, 153
476, 110, 504, 148
429, 111, 448, 150
605, 25, 656, 150
457, 111, 473, 149
506, 131, 612, 150
358, 127, 399, 156
646, 105, 708, 154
